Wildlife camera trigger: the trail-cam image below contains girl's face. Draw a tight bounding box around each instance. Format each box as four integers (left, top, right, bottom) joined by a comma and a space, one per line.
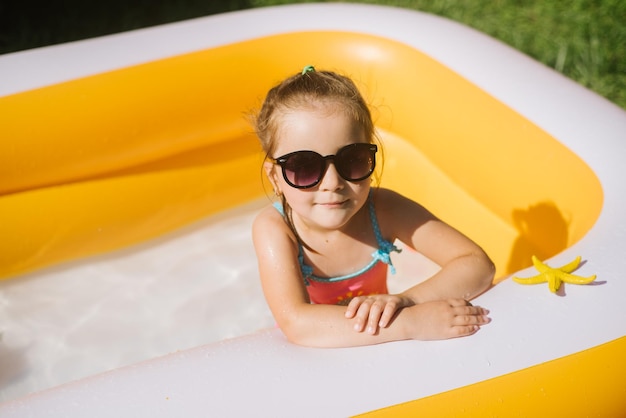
265, 106, 372, 233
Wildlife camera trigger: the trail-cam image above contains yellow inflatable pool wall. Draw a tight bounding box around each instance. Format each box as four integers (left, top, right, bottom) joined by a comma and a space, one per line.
0, 31, 602, 281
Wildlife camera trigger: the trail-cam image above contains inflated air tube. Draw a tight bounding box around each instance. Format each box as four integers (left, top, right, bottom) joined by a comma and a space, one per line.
1, 4, 625, 417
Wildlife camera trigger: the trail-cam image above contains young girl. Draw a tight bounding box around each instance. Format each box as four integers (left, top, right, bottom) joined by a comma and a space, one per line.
252, 66, 494, 348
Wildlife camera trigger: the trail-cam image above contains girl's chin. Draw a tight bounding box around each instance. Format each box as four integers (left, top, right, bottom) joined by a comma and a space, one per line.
311, 212, 355, 230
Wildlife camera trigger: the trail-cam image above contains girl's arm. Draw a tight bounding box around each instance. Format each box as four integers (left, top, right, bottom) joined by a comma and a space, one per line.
346, 189, 495, 335
252, 206, 490, 348
376, 188, 495, 303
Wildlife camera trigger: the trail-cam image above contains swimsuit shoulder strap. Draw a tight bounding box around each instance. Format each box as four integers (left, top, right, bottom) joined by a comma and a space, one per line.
367, 193, 402, 272
368, 195, 399, 255
273, 201, 284, 215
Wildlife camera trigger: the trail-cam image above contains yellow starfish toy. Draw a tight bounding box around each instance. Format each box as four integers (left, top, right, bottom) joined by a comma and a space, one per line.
513, 256, 597, 293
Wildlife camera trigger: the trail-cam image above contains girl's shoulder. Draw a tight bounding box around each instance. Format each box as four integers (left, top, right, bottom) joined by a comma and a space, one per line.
252, 203, 297, 246
253, 203, 287, 231
371, 187, 435, 236
371, 187, 419, 213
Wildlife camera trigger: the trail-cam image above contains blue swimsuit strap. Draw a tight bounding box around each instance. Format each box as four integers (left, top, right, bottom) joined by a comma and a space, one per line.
273, 194, 401, 284
367, 198, 401, 272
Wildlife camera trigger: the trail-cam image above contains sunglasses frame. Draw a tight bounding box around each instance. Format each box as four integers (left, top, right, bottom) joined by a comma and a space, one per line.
270, 143, 378, 189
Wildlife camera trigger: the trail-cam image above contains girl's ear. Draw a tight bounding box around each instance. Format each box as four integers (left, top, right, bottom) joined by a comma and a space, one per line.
264, 161, 282, 196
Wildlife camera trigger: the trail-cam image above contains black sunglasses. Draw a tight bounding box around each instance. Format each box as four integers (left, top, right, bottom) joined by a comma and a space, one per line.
270, 143, 377, 189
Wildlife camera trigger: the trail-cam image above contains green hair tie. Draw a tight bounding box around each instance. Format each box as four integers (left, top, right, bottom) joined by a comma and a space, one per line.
301, 65, 316, 75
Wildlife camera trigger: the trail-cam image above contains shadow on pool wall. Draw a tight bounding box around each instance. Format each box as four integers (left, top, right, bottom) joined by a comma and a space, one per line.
507, 201, 569, 274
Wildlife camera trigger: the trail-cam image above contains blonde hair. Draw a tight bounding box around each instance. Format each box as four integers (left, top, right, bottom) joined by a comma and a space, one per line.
255, 68, 376, 157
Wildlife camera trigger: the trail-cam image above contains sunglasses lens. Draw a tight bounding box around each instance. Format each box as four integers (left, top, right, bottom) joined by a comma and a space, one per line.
282, 151, 324, 188
336, 144, 376, 181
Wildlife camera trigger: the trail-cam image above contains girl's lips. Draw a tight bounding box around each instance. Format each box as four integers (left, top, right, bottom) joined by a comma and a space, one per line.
317, 200, 348, 207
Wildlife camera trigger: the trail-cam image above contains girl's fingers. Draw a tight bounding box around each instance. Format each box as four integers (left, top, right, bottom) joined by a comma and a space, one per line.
450, 325, 481, 338
365, 302, 385, 334
353, 298, 374, 332
346, 295, 408, 333
451, 305, 491, 326
379, 301, 399, 328
344, 297, 362, 319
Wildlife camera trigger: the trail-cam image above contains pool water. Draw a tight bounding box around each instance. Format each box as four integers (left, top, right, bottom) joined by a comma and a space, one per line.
0, 200, 275, 402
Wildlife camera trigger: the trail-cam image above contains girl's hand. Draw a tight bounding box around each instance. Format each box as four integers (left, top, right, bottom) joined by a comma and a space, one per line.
345, 294, 414, 335
406, 299, 491, 340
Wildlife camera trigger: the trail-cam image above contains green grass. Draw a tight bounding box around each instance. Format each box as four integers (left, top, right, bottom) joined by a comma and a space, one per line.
2, 0, 624, 109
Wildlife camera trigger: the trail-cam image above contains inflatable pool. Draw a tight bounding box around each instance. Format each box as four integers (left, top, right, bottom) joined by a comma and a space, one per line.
1, 3, 625, 416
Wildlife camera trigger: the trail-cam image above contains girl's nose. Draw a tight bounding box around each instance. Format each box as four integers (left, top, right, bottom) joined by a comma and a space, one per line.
318, 161, 344, 191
